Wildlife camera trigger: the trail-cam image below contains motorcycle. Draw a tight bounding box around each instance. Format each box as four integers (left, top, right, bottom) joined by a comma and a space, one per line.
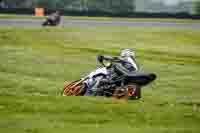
42, 12, 61, 27
62, 56, 157, 100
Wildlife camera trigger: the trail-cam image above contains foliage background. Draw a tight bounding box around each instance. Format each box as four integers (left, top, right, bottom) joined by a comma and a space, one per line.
1, 0, 135, 13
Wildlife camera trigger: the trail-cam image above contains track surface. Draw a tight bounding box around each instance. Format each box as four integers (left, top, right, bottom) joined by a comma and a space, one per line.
0, 19, 200, 29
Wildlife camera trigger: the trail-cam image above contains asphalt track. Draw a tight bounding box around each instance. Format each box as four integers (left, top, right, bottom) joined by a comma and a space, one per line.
0, 19, 200, 29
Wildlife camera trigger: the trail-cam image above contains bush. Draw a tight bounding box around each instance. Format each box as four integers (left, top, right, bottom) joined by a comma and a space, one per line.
195, 1, 200, 15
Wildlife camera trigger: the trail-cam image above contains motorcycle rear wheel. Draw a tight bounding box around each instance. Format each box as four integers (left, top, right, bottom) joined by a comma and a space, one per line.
113, 84, 141, 100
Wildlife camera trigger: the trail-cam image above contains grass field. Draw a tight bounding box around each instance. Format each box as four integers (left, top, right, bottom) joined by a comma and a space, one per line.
1, 14, 200, 23
0, 27, 200, 133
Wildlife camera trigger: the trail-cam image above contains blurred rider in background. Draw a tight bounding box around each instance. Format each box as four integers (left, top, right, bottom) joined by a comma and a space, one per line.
42, 10, 61, 26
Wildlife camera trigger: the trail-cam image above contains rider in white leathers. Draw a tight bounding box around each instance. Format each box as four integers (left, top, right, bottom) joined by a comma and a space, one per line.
84, 49, 139, 96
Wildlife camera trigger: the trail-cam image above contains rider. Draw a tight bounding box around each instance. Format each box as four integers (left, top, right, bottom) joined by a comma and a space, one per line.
84, 49, 139, 96
42, 10, 61, 26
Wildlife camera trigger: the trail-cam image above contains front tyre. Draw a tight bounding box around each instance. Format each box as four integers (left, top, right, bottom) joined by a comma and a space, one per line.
62, 79, 86, 96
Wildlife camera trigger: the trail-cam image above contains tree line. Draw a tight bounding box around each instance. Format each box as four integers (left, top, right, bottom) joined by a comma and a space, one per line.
1, 0, 200, 15
0, 0, 135, 13
195, 1, 200, 14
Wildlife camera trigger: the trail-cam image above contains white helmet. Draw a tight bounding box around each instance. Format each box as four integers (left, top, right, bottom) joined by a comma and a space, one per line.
120, 49, 138, 71
120, 49, 135, 58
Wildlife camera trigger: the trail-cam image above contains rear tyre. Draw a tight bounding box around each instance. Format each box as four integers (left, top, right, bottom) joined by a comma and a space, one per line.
113, 84, 141, 100
128, 84, 141, 100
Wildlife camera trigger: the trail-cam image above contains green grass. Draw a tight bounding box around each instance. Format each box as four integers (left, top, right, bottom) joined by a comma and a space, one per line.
0, 27, 200, 133
1, 14, 200, 23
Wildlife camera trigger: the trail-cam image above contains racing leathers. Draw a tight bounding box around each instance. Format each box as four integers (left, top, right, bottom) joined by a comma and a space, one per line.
84, 55, 139, 96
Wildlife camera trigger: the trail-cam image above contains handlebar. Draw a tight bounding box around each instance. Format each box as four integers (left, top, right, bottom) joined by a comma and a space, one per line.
97, 55, 123, 67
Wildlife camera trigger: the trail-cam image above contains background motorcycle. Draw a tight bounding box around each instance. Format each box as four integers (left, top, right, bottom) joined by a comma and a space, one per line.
42, 11, 61, 27
42, 17, 61, 26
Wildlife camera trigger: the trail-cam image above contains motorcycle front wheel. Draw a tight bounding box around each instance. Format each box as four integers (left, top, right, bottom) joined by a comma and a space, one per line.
62, 79, 86, 96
